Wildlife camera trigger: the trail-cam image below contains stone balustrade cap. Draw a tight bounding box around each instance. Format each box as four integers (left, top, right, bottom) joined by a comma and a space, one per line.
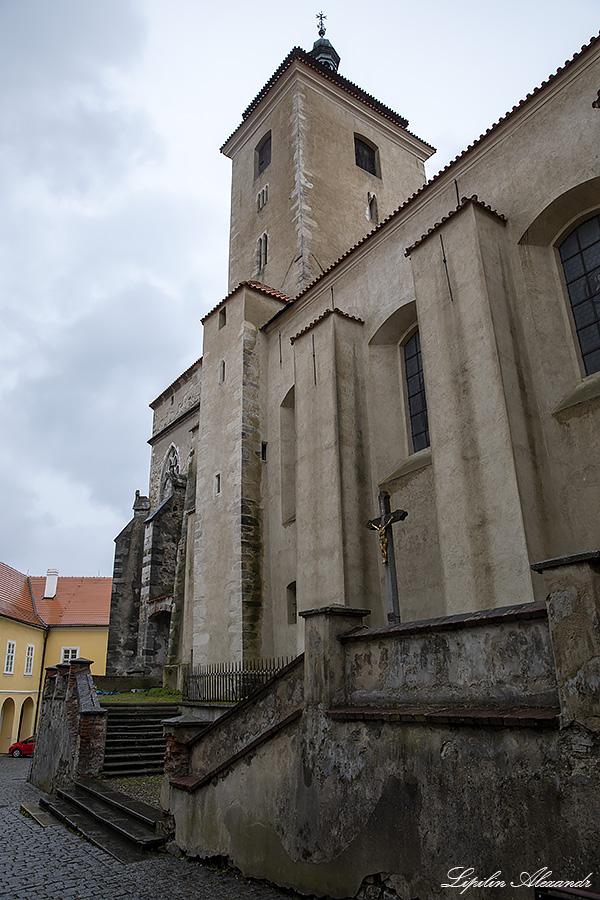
299, 605, 371, 619
531, 550, 600, 572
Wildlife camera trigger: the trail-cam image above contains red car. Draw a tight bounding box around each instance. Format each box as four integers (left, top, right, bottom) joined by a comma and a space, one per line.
8, 735, 35, 757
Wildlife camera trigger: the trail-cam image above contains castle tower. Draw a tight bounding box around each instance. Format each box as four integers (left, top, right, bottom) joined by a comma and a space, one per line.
221, 26, 434, 296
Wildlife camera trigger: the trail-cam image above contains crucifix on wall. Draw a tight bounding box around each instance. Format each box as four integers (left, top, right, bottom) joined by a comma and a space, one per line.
366, 490, 408, 625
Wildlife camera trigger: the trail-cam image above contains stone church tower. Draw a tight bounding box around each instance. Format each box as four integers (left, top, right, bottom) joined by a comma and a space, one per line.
222, 37, 433, 295
107, 26, 433, 676
108, 25, 600, 689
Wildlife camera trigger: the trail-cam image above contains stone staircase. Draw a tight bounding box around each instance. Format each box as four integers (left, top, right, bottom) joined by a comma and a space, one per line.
38, 778, 165, 863
101, 702, 181, 777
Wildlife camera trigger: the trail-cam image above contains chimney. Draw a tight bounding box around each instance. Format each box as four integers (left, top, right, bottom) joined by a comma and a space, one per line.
44, 568, 59, 599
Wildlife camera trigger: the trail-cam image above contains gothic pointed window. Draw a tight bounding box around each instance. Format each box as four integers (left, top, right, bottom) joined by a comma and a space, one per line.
403, 330, 430, 452
559, 213, 600, 376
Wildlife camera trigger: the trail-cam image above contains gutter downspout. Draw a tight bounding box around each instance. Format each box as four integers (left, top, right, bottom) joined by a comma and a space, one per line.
28, 577, 49, 731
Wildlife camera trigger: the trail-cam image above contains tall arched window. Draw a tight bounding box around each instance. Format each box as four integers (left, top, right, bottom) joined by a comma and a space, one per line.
403, 330, 430, 452
280, 386, 296, 523
559, 213, 600, 376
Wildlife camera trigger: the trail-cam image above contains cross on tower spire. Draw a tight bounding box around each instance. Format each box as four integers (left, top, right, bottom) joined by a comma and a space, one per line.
310, 12, 340, 72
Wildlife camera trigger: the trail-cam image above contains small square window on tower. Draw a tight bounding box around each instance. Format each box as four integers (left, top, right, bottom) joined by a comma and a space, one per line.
256, 132, 272, 178
214, 473, 221, 496
355, 135, 380, 177
219, 307, 226, 329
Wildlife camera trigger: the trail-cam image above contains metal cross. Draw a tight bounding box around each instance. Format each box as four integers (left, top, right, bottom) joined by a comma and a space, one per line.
316, 11, 327, 37
366, 490, 407, 625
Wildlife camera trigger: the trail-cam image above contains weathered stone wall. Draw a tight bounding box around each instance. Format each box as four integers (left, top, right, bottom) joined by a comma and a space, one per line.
107, 491, 150, 676
165, 557, 600, 899
148, 360, 201, 511
30, 659, 106, 794
169, 708, 599, 900
168, 656, 304, 786
135, 474, 187, 676
342, 601, 558, 710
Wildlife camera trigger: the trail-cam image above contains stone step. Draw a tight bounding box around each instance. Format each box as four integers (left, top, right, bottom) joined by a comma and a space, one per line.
105, 731, 165, 740
76, 777, 163, 829
101, 762, 165, 776
104, 742, 165, 754
100, 702, 179, 776
39, 784, 164, 863
102, 704, 180, 715
107, 722, 163, 737
103, 751, 165, 764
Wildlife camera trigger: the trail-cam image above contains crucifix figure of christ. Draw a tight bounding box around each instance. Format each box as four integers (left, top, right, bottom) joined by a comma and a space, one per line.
366, 490, 408, 625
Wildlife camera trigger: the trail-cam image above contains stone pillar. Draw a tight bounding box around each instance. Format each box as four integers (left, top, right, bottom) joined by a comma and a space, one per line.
300, 605, 370, 708
107, 490, 151, 675
29, 659, 107, 792
67, 658, 107, 778
409, 200, 537, 614
294, 311, 376, 614
532, 550, 600, 729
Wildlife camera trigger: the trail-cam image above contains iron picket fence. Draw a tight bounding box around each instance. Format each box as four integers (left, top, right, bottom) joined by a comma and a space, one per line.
183, 656, 294, 703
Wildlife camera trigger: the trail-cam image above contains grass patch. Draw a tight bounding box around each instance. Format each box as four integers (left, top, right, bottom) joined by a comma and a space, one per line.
97, 687, 181, 703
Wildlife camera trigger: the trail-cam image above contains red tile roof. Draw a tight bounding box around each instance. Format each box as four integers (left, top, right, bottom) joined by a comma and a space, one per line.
201, 280, 292, 325
220, 47, 432, 154
404, 195, 507, 256
290, 308, 365, 345
0, 562, 45, 628
0, 563, 111, 629
30, 576, 111, 627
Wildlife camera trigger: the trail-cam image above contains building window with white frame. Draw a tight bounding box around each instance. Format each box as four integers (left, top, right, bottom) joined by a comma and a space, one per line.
4, 641, 16, 674
24, 644, 35, 676
61, 647, 80, 663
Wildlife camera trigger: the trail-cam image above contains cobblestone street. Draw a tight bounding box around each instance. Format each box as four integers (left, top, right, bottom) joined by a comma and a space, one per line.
0, 757, 299, 900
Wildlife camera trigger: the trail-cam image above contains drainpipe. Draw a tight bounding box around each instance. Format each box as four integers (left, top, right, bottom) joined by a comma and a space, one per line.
28, 577, 49, 731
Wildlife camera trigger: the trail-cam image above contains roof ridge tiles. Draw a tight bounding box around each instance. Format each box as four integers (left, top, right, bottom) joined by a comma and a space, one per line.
269, 30, 600, 312
201, 280, 293, 325
220, 47, 431, 153
290, 307, 365, 345
404, 195, 507, 256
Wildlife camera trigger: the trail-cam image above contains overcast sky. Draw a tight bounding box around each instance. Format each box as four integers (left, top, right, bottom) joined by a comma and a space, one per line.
1, 0, 598, 577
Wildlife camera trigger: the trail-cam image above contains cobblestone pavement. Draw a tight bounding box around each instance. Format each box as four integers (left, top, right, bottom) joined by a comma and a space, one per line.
0, 757, 301, 900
